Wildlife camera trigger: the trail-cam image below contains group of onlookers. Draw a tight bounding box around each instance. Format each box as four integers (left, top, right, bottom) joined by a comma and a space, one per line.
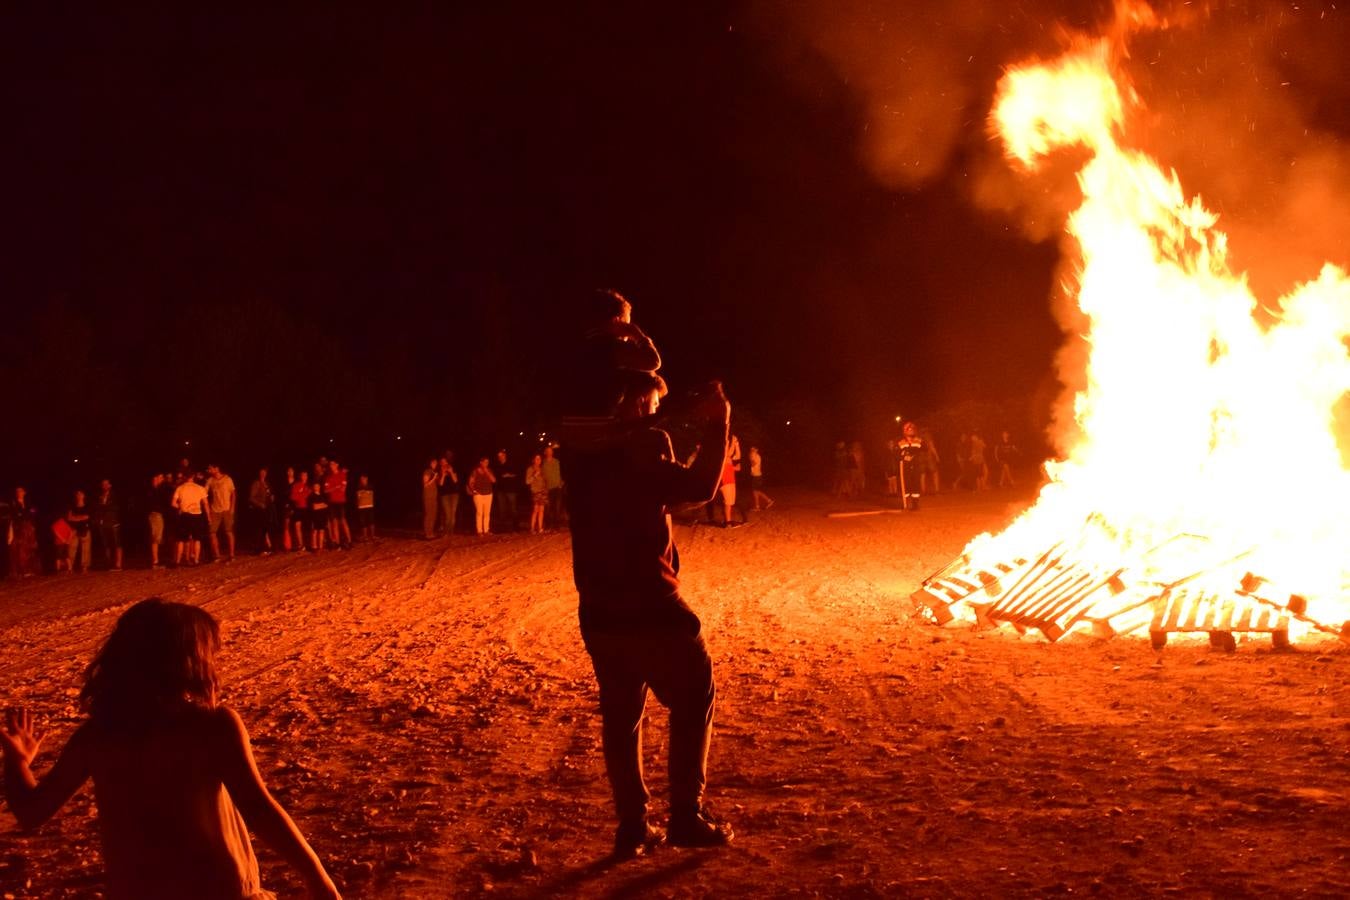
1, 455, 377, 580
950, 430, 1021, 491
834, 428, 1023, 500
2, 481, 129, 578
266, 456, 376, 555
421, 446, 564, 538
419, 437, 776, 538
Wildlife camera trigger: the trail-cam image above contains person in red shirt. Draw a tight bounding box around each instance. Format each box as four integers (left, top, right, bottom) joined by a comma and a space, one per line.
322, 461, 351, 550
288, 471, 310, 552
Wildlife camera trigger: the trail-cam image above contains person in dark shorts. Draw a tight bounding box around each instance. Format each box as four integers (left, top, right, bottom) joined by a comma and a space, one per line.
307, 482, 329, 551
171, 474, 210, 566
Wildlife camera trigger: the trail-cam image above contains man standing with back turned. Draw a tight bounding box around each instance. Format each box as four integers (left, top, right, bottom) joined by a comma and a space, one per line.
566, 368, 735, 859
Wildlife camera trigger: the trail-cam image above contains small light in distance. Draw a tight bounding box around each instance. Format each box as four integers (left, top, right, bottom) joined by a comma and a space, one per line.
396, 435, 402, 441
785, 420, 792, 426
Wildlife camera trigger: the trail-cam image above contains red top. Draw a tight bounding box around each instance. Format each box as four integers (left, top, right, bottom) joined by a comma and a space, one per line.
289, 481, 310, 508
323, 470, 348, 502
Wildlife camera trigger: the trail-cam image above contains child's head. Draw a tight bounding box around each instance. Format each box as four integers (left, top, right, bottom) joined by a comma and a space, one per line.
358, 474, 369, 486
589, 288, 631, 325
81, 598, 221, 727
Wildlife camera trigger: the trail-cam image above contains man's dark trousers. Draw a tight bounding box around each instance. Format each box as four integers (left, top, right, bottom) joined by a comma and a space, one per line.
582, 627, 715, 824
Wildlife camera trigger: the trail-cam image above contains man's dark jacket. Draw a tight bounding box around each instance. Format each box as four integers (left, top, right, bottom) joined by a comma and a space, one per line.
566, 416, 726, 636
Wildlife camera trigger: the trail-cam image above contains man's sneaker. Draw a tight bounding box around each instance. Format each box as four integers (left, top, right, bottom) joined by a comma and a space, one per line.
667, 812, 733, 848
613, 820, 666, 860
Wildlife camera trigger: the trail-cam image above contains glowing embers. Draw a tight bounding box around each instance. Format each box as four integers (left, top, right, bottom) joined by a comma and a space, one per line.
913, 520, 1350, 649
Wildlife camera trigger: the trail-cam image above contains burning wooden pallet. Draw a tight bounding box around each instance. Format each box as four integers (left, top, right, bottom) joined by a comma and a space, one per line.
913, 537, 1349, 648
912, 554, 1030, 626
1147, 585, 1290, 651
973, 543, 1128, 641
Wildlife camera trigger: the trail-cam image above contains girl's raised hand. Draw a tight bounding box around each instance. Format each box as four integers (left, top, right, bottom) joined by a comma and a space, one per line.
1, 708, 44, 766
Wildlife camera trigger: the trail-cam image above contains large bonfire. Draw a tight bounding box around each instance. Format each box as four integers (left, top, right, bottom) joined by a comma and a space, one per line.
917, 19, 1350, 646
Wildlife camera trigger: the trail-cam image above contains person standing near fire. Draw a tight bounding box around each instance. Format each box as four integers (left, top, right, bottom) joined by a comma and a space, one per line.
921, 428, 942, 495
567, 370, 735, 858
897, 421, 926, 511
969, 431, 990, 491
562, 289, 734, 858
995, 430, 1020, 488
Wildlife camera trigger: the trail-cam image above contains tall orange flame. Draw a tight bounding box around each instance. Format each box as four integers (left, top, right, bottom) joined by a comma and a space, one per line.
965, 37, 1350, 632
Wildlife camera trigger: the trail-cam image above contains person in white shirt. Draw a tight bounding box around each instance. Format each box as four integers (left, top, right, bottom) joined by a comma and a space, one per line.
171, 474, 210, 566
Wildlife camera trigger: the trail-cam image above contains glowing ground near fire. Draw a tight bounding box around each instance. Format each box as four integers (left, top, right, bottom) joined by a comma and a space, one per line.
2, 492, 1346, 897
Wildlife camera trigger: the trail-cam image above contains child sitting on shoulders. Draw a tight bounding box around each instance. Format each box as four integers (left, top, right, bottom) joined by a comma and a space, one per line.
1, 598, 341, 899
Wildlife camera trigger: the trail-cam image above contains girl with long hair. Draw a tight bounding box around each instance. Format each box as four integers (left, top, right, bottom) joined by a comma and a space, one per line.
1, 598, 340, 899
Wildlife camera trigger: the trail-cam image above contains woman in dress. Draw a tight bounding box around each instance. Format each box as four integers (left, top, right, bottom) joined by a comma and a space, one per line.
525, 454, 548, 534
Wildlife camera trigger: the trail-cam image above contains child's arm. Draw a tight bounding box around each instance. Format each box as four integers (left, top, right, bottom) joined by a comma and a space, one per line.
1, 709, 92, 830
213, 707, 340, 899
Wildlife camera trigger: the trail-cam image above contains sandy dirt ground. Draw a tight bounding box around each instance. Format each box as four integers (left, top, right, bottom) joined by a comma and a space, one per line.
1, 487, 1347, 899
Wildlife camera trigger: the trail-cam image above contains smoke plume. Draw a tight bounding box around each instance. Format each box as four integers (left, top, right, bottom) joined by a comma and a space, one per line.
752, 0, 1350, 452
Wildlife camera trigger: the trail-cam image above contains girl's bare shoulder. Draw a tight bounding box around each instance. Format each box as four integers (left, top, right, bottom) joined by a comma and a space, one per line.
203, 704, 249, 736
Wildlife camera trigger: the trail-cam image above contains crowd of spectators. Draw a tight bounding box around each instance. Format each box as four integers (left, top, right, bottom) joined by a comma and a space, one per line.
1, 455, 377, 579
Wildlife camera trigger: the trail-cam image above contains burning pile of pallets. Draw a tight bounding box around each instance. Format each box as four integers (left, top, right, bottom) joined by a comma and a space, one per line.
913, 522, 1350, 649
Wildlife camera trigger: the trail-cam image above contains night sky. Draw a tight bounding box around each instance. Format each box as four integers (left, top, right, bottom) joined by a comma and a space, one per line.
2, 2, 1345, 492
